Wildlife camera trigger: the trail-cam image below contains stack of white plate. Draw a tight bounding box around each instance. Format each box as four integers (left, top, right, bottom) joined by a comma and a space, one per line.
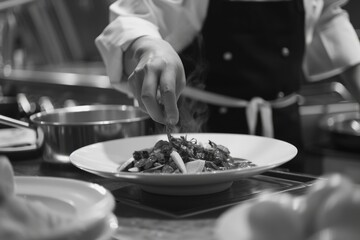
15, 176, 118, 240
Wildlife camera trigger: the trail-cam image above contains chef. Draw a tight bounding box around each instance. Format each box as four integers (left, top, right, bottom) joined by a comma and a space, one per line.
95, 0, 360, 172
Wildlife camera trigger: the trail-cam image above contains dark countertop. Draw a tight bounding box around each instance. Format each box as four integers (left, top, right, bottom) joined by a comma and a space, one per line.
7, 151, 319, 240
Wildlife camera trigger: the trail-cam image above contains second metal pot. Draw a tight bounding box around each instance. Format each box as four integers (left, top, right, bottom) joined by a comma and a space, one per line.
0, 105, 154, 163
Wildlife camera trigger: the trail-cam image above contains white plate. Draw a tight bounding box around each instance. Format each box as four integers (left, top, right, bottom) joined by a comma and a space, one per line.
70, 133, 297, 195
15, 176, 117, 240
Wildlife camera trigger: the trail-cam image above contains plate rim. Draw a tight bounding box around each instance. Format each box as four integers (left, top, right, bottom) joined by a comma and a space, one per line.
14, 176, 116, 239
70, 133, 298, 182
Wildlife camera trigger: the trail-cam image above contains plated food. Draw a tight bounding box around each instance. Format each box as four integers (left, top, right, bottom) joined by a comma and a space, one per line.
118, 135, 256, 174
70, 133, 298, 195
215, 173, 360, 240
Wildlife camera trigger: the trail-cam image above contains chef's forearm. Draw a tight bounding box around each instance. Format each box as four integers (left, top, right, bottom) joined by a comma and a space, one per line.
339, 63, 360, 103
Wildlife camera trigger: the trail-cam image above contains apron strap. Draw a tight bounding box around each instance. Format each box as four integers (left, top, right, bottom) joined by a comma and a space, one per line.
182, 86, 300, 137
246, 97, 273, 137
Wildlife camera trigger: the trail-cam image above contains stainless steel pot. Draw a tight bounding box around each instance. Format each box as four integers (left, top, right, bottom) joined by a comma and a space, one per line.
0, 105, 154, 163
319, 111, 360, 152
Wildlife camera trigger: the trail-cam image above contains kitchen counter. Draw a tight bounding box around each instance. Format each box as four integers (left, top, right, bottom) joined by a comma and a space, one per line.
9, 153, 319, 239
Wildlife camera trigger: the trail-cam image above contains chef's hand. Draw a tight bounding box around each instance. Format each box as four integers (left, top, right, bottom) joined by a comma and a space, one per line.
124, 36, 186, 125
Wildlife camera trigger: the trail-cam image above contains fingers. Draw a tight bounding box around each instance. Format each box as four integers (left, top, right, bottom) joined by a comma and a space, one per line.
128, 58, 176, 124
174, 64, 186, 100
128, 70, 146, 112
141, 60, 166, 124
160, 65, 180, 125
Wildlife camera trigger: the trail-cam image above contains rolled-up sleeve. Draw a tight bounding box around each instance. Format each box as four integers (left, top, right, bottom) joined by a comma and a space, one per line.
95, 0, 208, 92
304, 0, 360, 81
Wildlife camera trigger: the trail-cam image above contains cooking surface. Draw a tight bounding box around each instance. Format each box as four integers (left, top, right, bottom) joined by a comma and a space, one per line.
11, 155, 317, 219
111, 172, 313, 218
8, 154, 318, 239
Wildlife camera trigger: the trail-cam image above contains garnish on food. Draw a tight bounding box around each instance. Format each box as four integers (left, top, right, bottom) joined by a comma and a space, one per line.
118, 135, 256, 174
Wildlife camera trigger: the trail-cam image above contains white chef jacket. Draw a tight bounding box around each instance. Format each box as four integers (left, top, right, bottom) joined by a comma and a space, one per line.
95, 0, 360, 94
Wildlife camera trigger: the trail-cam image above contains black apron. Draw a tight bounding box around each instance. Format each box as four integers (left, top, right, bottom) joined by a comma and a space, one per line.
180, 0, 305, 171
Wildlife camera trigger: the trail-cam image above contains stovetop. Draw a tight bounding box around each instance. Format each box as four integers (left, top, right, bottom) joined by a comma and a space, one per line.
10, 153, 319, 219
111, 170, 317, 218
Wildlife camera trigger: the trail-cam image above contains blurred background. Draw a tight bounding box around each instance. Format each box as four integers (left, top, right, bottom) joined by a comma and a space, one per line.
0, 0, 113, 68
0, 0, 131, 113
0, 0, 360, 178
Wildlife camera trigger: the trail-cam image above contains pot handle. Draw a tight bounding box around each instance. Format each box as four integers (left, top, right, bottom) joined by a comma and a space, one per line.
0, 114, 33, 130
0, 114, 43, 149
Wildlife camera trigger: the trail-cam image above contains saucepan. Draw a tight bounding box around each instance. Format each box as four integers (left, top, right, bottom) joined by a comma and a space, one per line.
319, 111, 360, 152
0, 105, 154, 163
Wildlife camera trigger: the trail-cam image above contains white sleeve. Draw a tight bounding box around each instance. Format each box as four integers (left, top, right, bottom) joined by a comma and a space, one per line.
95, 0, 208, 93
303, 0, 360, 81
